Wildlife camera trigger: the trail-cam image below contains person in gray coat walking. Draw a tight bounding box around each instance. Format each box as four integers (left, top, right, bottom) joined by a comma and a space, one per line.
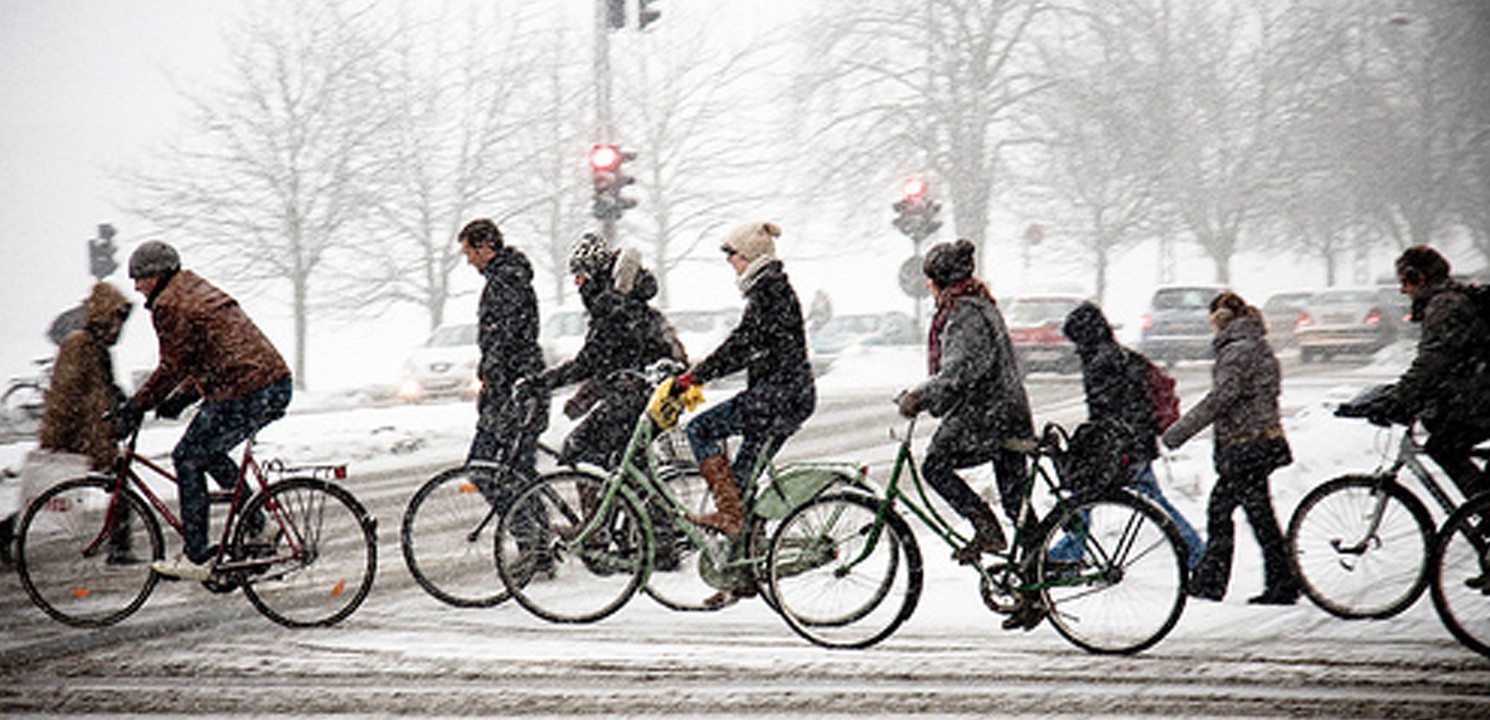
898, 239, 1034, 565
1162, 291, 1298, 605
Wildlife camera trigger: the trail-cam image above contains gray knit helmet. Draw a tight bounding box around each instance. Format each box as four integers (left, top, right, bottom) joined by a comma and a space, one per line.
128, 241, 181, 279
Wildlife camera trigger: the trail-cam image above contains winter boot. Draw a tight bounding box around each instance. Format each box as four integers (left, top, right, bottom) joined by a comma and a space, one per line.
952, 508, 1007, 564
687, 454, 743, 537
0, 515, 14, 568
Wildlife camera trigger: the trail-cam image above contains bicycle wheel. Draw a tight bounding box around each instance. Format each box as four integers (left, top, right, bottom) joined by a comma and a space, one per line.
1429, 493, 1490, 658
17, 477, 163, 627
401, 465, 516, 608
640, 468, 752, 612
1287, 475, 1433, 619
1035, 491, 1187, 655
496, 471, 647, 623
239, 478, 378, 628
766, 492, 923, 649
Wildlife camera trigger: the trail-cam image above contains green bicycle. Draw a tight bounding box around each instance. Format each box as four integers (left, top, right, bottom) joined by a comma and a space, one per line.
765, 412, 1190, 654
494, 370, 871, 624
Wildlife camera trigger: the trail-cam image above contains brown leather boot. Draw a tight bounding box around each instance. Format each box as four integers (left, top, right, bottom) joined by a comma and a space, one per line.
687, 454, 743, 537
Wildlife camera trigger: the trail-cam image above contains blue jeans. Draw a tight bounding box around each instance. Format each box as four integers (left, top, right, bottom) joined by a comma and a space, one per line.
685, 396, 789, 491
1049, 462, 1205, 571
172, 377, 292, 563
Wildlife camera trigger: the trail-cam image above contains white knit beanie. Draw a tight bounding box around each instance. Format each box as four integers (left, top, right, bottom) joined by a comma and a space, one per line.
721, 221, 781, 262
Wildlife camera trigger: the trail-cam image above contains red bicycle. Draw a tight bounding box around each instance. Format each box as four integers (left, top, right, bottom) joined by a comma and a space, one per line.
16, 427, 378, 628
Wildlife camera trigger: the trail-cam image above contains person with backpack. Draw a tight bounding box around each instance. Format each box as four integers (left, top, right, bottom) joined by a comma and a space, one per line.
1380, 246, 1490, 503
1162, 292, 1298, 605
1053, 302, 1205, 570
523, 234, 685, 469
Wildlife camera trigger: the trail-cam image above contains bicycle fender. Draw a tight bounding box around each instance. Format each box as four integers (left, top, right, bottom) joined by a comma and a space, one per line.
753, 465, 865, 520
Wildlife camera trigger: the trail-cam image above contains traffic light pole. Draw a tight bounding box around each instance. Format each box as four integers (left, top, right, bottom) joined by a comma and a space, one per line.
594, 0, 616, 242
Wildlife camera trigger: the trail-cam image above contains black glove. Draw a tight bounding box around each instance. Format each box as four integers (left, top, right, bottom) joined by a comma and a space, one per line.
156, 390, 199, 420
110, 400, 145, 440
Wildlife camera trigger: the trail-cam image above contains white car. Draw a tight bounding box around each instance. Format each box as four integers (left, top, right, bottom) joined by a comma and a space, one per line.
399, 323, 480, 403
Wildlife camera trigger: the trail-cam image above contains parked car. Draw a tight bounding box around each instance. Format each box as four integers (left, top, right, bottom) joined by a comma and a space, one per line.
1138, 285, 1228, 366
399, 323, 480, 403
808, 312, 919, 357
666, 308, 742, 363
1261, 291, 1315, 347
1294, 286, 1412, 363
1002, 294, 1087, 374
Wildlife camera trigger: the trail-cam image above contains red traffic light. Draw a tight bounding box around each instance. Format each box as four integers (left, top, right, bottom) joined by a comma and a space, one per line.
590, 144, 622, 173
901, 176, 928, 200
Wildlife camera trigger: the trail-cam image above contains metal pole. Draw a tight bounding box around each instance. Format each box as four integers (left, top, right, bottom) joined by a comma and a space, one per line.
594, 0, 616, 242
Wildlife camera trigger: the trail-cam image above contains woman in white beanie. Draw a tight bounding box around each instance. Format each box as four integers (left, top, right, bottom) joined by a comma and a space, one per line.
675, 221, 816, 552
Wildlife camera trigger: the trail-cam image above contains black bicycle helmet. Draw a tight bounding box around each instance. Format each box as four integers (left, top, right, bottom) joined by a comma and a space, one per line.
127, 240, 181, 279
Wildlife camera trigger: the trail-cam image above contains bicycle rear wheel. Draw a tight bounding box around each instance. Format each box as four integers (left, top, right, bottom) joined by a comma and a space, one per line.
766, 492, 923, 649
1287, 475, 1433, 619
17, 477, 163, 627
239, 478, 378, 628
496, 471, 647, 623
401, 465, 515, 608
1035, 492, 1187, 655
1429, 493, 1490, 658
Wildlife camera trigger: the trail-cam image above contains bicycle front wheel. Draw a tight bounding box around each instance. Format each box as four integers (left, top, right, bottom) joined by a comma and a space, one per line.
766, 492, 923, 649
1035, 492, 1187, 655
239, 478, 378, 628
1429, 493, 1490, 658
1287, 475, 1433, 619
496, 471, 647, 623
401, 466, 515, 608
17, 477, 163, 627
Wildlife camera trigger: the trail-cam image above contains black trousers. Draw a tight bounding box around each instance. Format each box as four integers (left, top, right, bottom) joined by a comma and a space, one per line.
1191, 469, 1297, 598
922, 431, 1028, 528
1424, 421, 1490, 501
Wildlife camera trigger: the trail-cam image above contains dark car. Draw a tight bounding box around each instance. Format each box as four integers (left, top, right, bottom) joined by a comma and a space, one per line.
1003, 294, 1086, 374
1261, 291, 1315, 348
1294, 286, 1412, 362
1138, 285, 1227, 366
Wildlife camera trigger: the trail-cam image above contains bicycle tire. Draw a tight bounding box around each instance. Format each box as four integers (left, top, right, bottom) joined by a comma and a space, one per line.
401, 465, 516, 608
1034, 491, 1187, 655
640, 468, 740, 612
2, 381, 44, 420
17, 477, 163, 627
1287, 474, 1433, 619
766, 492, 923, 650
496, 470, 647, 623
238, 478, 378, 628
1428, 492, 1490, 658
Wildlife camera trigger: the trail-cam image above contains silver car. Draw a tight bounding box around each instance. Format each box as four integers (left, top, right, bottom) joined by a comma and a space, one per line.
1294, 287, 1411, 363
1138, 285, 1228, 366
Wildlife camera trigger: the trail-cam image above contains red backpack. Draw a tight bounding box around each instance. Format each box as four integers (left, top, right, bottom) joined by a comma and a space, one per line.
1136, 353, 1181, 432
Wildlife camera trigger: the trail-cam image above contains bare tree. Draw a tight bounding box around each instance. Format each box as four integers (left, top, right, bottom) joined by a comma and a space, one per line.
127, 1, 395, 388
792, 0, 1054, 270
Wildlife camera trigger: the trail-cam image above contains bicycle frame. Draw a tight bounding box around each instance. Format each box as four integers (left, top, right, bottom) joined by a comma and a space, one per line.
1338, 425, 1468, 554
99, 430, 341, 576
841, 417, 1116, 595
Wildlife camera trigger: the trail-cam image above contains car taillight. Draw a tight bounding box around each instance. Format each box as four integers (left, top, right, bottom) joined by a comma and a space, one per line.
1295, 312, 1313, 328
1140, 313, 1153, 331
1363, 309, 1381, 325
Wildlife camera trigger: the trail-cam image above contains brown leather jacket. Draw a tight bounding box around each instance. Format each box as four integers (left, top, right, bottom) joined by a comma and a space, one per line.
39, 283, 131, 470
133, 270, 290, 409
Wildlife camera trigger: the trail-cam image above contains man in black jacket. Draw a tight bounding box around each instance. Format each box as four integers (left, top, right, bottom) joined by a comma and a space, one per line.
458, 219, 548, 475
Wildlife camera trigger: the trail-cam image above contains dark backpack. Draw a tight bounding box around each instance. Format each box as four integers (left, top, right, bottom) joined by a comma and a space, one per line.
1460, 284, 1490, 354
1054, 418, 1134, 496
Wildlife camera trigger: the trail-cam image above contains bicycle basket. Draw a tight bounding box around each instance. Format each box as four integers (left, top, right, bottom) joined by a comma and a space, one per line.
1053, 418, 1132, 495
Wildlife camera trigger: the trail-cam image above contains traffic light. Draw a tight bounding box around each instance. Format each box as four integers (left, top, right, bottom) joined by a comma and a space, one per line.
892, 177, 942, 241
589, 144, 637, 221
606, 0, 625, 29
89, 223, 119, 279
638, 0, 661, 30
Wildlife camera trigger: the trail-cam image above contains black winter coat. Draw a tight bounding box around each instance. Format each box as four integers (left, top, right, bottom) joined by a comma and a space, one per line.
540, 267, 678, 391
1064, 304, 1160, 464
691, 261, 816, 438
1393, 280, 1490, 430
476, 247, 545, 392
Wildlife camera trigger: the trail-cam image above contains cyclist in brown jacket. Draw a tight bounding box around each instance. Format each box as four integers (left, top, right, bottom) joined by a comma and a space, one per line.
116, 241, 292, 580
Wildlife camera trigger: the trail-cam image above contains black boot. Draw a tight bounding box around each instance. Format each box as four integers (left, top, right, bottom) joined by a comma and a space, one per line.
0, 515, 14, 568
952, 510, 1007, 564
